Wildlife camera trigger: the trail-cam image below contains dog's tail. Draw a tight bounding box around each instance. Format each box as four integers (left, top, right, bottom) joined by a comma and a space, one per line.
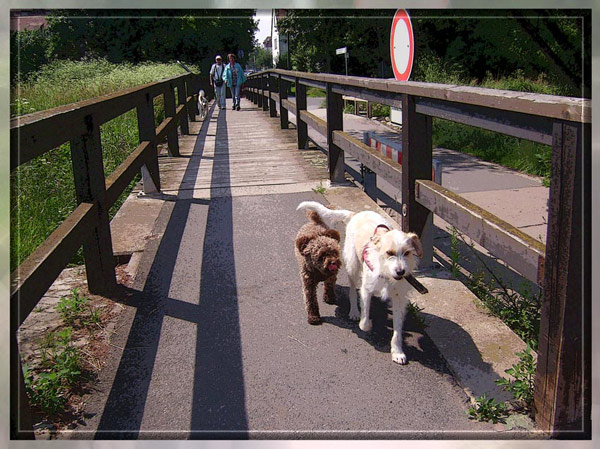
297, 201, 353, 228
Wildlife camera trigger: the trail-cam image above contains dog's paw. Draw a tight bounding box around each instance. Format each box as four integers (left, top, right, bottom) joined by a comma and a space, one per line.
348, 309, 360, 321
307, 316, 322, 325
359, 318, 373, 332
391, 351, 408, 365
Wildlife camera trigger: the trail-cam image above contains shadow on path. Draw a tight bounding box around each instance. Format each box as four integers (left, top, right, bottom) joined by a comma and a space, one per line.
95, 105, 248, 439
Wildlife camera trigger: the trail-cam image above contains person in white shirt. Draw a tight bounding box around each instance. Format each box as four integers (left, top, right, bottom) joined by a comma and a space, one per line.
209, 55, 226, 110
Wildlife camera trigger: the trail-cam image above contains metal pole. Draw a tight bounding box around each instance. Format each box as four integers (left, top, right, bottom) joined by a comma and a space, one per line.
345, 52, 348, 76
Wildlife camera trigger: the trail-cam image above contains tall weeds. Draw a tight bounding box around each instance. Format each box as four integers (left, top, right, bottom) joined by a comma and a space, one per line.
10, 59, 198, 271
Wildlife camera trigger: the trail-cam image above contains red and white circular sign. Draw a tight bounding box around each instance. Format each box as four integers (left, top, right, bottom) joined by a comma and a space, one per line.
390, 9, 414, 81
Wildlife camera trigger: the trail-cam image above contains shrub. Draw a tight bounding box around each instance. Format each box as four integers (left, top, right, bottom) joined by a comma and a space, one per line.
370, 103, 389, 118
467, 394, 508, 423
10, 28, 52, 84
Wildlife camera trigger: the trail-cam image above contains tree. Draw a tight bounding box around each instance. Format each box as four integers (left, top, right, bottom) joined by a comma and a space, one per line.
274, 9, 588, 97
42, 9, 258, 75
249, 46, 273, 70
277, 10, 396, 76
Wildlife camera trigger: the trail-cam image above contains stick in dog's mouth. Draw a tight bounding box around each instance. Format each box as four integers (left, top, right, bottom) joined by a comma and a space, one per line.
405, 274, 429, 295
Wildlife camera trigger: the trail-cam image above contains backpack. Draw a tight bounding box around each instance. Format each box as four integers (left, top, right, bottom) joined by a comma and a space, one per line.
213, 64, 224, 87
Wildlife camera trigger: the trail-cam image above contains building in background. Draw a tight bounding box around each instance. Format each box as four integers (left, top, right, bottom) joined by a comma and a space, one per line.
262, 36, 272, 51
271, 9, 288, 68
10, 9, 50, 31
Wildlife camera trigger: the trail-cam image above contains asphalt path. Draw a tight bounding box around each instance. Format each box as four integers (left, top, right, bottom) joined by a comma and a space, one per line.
94, 191, 496, 439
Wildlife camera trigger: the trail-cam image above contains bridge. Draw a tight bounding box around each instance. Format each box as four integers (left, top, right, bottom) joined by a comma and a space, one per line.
10, 70, 590, 439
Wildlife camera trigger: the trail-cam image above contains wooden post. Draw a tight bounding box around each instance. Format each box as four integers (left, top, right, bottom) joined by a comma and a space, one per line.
257, 76, 262, 108
136, 92, 161, 194
295, 78, 309, 150
279, 75, 289, 129
533, 121, 590, 437
262, 74, 268, 111
326, 82, 345, 183
255, 78, 259, 105
186, 75, 198, 120
269, 73, 277, 118
10, 333, 34, 439
176, 78, 190, 135
361, 131, 377, 199
164, 83, 180, 157
70, 115, 117, 294
401, 94, 433, 245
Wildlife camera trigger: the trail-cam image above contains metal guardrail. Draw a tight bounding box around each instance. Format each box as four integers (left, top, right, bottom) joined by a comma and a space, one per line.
245, 68, 590, 436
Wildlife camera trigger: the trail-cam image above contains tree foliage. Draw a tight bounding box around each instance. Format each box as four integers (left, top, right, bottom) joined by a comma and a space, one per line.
12, 9, 258, 82
276, 9, 589, 97
249, 46, 273, 70
278, 10, 395, 77
10, 27, 53, 83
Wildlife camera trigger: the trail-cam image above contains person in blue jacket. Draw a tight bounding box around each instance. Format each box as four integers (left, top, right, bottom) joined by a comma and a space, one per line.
223, 53, 246, 111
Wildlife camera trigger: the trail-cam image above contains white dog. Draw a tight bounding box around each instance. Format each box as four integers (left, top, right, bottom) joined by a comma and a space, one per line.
296, 201, 423, 364
197, 89, 208, 120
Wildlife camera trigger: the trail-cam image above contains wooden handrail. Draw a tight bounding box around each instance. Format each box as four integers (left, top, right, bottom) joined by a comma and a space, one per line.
10, 73, 193, 170
249, 69, 590, 123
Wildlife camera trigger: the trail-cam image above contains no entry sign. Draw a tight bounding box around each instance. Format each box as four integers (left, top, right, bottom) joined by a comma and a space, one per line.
390, 9, 414, 81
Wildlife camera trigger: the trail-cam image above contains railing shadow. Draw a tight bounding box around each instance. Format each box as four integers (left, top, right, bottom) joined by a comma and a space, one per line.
94, 103, 248, 438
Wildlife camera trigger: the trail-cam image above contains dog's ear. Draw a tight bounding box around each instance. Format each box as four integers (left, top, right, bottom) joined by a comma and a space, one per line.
324, 229, 340, 242
296, 234, 314, 255
407, 233, 423, 258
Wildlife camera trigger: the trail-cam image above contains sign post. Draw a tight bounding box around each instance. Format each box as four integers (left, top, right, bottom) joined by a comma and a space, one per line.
336, 46, 349, 76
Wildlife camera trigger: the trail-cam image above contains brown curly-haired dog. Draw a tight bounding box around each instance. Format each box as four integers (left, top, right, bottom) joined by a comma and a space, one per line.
295, 209, 342, 325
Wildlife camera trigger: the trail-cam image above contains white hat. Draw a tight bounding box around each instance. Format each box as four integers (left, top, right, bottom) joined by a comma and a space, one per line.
215, 55, 222, 60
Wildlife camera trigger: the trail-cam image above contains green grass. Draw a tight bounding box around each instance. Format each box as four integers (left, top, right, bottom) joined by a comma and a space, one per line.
306, 87, 325, 97
433, 119, 552, 185
312, 181, 326, 194
407, 301, 428, 330
24, 327, 82, 415
10, 59, 198, 272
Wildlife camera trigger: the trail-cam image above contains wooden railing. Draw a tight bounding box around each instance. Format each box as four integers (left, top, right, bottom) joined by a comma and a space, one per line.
9, 72, 205, 438
245, 69, 591, 437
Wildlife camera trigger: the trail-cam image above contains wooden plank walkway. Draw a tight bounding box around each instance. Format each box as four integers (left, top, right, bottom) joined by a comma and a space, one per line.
155, 99, 330, 199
